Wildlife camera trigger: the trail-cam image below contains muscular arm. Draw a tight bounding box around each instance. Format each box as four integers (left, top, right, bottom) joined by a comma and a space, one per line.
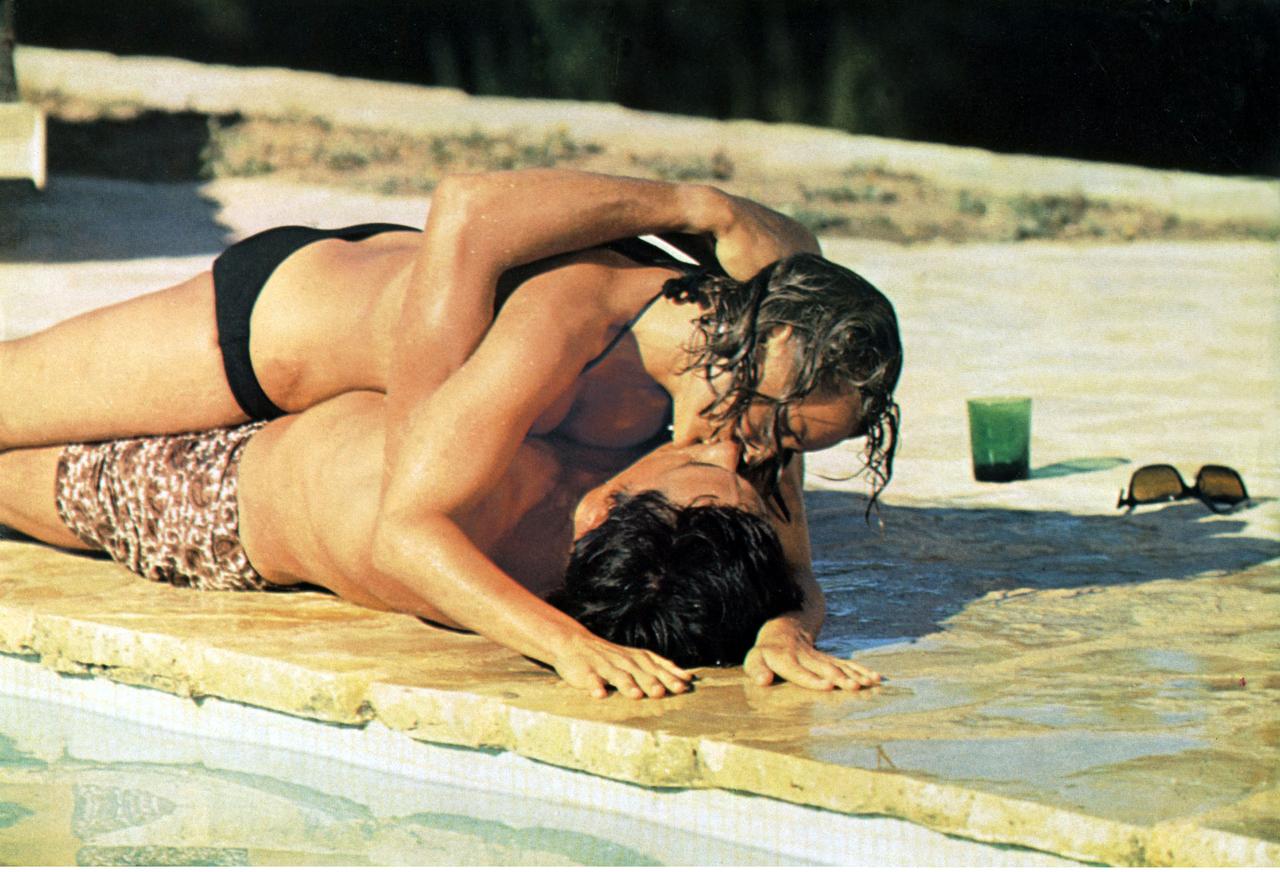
371, 170, 819, 695
743, 455, 884, 690
417, 168, 820, 286
374, 271, 692, 698
384, 169, 819, 467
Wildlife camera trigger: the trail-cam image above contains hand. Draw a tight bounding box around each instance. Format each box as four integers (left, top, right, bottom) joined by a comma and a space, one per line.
552, 633, 695, 700
743, 620, 882, 691
708, 190, 821, 281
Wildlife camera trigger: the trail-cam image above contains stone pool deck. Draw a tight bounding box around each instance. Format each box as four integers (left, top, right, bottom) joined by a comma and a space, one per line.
2, 55, 1279, 867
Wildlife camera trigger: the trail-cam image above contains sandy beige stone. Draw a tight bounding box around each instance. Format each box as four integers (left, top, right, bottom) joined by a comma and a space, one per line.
0, 102, 45, 188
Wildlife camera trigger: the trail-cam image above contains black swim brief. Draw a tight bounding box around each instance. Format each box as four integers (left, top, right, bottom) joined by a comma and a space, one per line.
212, 227, 703, 421
212, 223, 417, 420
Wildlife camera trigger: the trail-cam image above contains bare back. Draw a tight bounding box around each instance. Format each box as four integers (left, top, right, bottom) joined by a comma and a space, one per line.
0, 228, 676, 457
236, 392, 580, 620
255, 241, 679, 447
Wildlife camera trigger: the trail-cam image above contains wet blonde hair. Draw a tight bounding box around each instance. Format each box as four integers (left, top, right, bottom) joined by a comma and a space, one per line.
662, 253, 902, 520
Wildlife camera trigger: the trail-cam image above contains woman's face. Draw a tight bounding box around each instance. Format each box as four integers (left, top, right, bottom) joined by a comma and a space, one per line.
677, 328, 862, 466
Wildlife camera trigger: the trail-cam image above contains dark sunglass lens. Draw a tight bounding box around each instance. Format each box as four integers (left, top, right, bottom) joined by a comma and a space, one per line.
1129, 466, 1186, 502
1196, 466, 1248, 503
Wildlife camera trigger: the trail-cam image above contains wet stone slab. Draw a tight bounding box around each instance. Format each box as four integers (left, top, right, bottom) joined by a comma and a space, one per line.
0, 539, 1275, 865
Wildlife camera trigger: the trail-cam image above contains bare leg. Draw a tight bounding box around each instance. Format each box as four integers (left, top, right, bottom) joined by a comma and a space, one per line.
0, 272, 247, 450
0, 446, 93, 550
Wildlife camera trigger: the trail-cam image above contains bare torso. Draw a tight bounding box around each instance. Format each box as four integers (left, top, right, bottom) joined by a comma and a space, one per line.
237, 391, 634, 620
248, 233, 678, 449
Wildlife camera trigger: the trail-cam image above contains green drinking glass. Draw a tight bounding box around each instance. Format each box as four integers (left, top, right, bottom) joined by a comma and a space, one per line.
966, 396, 1032, 482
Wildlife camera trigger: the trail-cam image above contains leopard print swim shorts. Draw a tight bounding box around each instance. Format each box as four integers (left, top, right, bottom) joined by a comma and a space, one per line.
55, 422, 271, 591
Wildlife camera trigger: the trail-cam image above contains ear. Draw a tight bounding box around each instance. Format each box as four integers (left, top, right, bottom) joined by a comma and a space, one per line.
572, 488, 614, 539
759, 324, 798, 390
766, 323, 795, 344
763, 324, 796, 366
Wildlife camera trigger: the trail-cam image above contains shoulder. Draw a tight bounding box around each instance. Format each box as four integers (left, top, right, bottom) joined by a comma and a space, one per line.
506, 248, 677, 325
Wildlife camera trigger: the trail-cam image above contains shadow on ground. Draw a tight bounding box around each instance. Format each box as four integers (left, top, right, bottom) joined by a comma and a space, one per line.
0, 112, 238, 263
1032, 456, 1129, 479
805, 489, 1280, 651
6, 491, 1276, 661
0, 176, 228, 263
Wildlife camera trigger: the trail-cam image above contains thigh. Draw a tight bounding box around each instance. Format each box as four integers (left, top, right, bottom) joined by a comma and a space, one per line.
0, 272, 247, 449
0, 445, 91, 550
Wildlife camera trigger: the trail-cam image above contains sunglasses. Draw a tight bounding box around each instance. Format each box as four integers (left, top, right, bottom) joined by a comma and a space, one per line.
1117, 464, 1250, 513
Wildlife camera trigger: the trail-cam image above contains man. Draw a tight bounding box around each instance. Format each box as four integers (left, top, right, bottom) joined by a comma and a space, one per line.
0, 390, 880, 698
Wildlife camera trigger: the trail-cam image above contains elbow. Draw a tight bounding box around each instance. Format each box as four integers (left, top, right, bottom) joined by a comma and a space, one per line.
370, 508, 432, 579
369, 515, 404, 578
429, 174, 482, 224
424, 174, 503, 268
433, 170, 511, 218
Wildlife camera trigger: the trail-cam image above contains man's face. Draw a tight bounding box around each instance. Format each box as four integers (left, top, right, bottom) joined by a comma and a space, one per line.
572, 440, 765, 539
676, 327, 864, 467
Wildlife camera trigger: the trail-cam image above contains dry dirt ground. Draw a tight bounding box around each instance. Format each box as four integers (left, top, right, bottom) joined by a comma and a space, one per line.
25, 89, 1280, 247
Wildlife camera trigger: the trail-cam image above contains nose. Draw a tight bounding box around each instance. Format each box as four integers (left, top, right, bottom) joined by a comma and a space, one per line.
740, 441, 774, 467
693, 439, 742, 471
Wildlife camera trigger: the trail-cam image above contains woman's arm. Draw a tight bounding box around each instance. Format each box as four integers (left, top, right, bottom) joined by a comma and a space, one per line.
420, 168, 819, 283
374, 267, 692, 698
384, 169, 818, 473
382, 170, 700, 470
384, 168, 818, 462
742, 455, 884, 690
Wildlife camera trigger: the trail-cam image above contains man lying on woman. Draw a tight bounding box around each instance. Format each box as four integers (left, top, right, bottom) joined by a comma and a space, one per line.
0, 389, 881, 699
0, 169, 902, 696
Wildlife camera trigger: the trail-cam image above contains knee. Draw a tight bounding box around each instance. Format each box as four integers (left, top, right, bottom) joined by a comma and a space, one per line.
0, 344, 29, 452
0, 359, 11, 451
0, 349, 14, 450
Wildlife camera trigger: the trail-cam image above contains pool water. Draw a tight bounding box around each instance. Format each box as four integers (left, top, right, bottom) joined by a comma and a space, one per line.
0, 688, 770, 864
0, 655, 1075, 866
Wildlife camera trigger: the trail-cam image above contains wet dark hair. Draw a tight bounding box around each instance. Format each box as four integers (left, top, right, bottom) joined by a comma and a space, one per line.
547, 490, 803, 668
662, 253, 902, 520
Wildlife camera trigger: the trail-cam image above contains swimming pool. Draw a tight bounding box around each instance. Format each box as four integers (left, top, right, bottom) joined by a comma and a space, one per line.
0, 654, 1077, 866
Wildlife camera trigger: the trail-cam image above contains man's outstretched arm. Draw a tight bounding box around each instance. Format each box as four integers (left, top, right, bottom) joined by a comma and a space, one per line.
743, 455, 884, 690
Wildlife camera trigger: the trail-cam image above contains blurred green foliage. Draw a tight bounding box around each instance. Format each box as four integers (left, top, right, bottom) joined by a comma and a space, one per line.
1, 0, 16, 100
11, 0, 1279, 174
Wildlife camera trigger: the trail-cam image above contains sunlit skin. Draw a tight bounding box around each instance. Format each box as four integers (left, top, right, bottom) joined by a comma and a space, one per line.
736, 392, 864, 464
570, 435, 884, 697
616, 316, 889, 694
0, 393, 882, 700
672, 324, 864, 466
572, 439, 764, 538
0, 170, 882, 697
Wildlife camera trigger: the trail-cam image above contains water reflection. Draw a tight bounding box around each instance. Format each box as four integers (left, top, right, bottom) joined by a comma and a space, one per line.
0, 694, 770, 866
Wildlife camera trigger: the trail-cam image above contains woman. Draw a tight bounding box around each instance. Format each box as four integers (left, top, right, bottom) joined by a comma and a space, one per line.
0, 169, 902, 694
0, 169, 815, 448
